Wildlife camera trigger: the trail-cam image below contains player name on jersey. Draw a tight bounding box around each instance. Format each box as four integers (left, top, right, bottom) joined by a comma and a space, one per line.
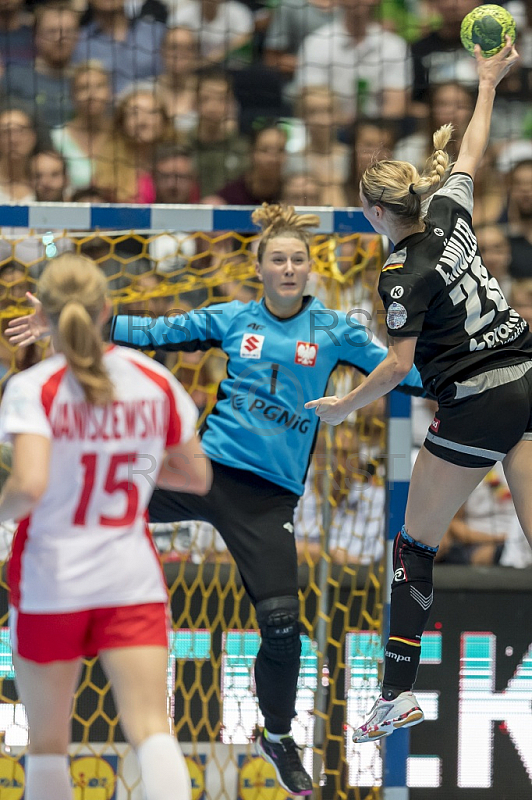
50, 398, 169, 441
435, 217, 477, 283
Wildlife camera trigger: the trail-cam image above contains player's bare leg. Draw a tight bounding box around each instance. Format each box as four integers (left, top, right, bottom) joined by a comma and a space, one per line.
354, 446, 490, 743
404, 445, 492, 547
503, 439, 532, 547
100, 645, 191, 800
12, 654, 82, 799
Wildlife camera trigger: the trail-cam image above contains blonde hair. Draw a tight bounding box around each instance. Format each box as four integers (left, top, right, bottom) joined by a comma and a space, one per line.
39, 254, 113, 406
360, 123, 454, 219
252, 203, 321, 262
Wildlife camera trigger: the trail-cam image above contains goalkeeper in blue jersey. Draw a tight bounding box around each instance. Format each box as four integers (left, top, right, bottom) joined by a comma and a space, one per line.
7, 204, 423, 797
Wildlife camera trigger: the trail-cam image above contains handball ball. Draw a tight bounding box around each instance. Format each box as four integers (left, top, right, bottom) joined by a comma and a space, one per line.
460, 4, 516, 58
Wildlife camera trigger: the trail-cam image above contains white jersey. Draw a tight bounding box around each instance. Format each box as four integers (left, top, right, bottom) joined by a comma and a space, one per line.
0, 346, 198, 613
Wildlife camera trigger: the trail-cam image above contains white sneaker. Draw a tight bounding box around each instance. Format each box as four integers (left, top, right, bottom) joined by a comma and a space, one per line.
352, 691, 424, 743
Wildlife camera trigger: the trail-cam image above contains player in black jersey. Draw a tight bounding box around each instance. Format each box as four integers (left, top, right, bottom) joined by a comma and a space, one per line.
307, 38, 527, 743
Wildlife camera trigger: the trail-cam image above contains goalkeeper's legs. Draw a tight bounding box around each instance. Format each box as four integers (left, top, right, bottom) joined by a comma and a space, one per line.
255, 594, 301, 734
150, 462, 311, 792
154, 461, 304, 732
185, 463, 311, 794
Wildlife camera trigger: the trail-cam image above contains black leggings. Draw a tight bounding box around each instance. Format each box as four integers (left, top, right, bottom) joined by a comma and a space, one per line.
149, 461, 301, 732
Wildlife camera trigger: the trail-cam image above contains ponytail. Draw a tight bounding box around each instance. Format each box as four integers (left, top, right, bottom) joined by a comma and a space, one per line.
360, 123, 454, 220
39, 254, 113, 406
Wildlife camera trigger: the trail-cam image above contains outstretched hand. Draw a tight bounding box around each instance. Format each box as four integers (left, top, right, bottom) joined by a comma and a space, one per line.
475, 35, 519, 88
5, 293, 50, 346
305, 395, 348, 426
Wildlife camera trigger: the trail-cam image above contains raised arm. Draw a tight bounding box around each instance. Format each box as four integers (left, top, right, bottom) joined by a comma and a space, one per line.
7, 296, 236, 353
452, 37, 519, 179
110, 302, 235, 352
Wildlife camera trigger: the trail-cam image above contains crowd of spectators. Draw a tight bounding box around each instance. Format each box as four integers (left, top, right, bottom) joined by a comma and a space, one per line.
0, 0, 531, 566
0, 0, 527, 223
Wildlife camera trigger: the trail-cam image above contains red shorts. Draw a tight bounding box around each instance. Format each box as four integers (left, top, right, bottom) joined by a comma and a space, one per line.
11, 602, 169, 663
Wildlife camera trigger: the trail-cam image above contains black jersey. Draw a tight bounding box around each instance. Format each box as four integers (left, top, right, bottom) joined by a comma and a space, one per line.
379, 172, 532, 397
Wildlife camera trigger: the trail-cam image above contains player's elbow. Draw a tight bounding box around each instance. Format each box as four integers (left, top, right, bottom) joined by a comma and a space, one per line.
386, 341, 415, 381
393, 362, 413, 381
387, 354, 413, 382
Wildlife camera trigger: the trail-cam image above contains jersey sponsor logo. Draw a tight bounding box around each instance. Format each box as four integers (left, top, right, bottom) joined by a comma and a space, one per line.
430, 417, 440, 433
295, 341, 318, 366
390, 286, 404, 299
386, 302, 407, 330
434, 227, 445, 237
235, 397, 311, 434
247, 323, 265, 331
394, 567, 406, 582
230, 362, 309, 437
240, 333, 264, 359
470, 308, 527, 352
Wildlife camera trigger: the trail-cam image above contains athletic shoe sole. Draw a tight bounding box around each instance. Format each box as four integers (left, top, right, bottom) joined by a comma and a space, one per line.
353, 707, 424, 743
256, 738, 313, 796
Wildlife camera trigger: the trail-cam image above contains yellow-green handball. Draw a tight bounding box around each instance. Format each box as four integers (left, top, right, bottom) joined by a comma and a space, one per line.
460, 4, 516, 58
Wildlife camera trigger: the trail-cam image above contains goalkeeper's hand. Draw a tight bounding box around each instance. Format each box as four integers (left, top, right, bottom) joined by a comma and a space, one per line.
305, 395, 349, 426
5, 293, 50, 346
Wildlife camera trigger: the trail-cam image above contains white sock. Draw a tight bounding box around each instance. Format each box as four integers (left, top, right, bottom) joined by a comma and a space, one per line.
25, 754, 71, 800
137, 733, 191, 800
265, 729, 291, 743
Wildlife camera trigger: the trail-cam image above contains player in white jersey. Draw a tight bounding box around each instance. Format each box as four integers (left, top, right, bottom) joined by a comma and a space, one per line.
0, 253, 211, 800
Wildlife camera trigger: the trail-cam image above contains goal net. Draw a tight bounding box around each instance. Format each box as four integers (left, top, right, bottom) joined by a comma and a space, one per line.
0, 204, 390, 800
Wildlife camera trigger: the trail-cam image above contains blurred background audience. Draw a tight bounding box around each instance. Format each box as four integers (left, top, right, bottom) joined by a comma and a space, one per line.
51, 60, 113, 189
0, 0, 523, 220
1, 1, 79, 127
0, 0, 529, 567
72, 0, 166, 93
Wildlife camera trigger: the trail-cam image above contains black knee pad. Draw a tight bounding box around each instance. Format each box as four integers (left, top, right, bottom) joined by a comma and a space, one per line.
392, 530, 436, 587
256, 595, 301, 662
390, 530, 436, 640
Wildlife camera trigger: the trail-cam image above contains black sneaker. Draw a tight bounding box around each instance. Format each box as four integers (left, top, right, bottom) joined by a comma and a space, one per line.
256, 730, 313, 796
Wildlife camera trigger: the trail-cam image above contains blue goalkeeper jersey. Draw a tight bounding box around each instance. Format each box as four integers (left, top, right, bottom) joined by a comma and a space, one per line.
111, 296, 423, 495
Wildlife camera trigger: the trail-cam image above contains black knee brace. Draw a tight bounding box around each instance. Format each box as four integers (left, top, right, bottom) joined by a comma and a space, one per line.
382, 529, 438, 696
256, 595, 301, 662
390, 528, 437, 642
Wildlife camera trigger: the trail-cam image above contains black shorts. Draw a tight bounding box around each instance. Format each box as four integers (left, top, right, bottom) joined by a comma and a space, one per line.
424, 361, 532, 468
148, 461, 300, 605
